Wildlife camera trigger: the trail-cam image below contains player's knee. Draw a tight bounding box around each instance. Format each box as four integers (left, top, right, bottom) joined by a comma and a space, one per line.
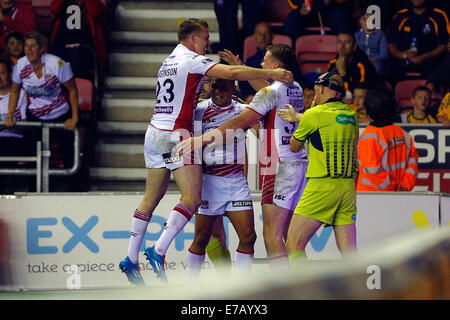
179, 195, 202, 212
192, 234, 210, 251
240, 230, 257, 250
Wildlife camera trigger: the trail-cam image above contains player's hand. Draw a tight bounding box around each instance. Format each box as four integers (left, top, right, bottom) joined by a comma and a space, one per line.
218, 49, 243, 66
64, 117, 78, 131
3, 113, 16, 126
278, 104, 301, 122
176, 136, 203, 156
272, 68, 293, 83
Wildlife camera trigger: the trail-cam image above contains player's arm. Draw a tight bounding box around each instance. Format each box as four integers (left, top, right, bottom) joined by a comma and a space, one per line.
290, 136, 305, 153
206, 63, 293, 83
177, 108, 261, 154
4, 82, 22, 126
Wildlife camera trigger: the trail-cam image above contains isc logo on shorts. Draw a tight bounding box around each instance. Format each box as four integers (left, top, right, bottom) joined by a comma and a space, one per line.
274, 194, 286, 201
201, 201, 209, 209
232, 200, 252, 207
163, 153, 181, 164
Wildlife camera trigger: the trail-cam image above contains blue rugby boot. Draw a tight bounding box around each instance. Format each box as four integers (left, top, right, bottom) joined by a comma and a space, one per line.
144, 246, 167, 282
119, 256, 145, 288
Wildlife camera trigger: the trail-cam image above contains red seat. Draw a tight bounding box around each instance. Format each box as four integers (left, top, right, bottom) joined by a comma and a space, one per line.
394, 79, 427, 110
75, 78, 93, 111
295, 35, 337, 62
243, 34, 292, 62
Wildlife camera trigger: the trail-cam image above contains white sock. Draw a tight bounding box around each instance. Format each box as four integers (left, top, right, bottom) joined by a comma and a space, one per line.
234, 250, 253, 271
154, 204, 192, 255
127, 209, 152, 264
269, 254, 290, 269
186, 249, 205, 281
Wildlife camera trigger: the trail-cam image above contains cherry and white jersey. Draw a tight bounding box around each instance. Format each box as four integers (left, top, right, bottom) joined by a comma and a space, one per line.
12, 53, 73, 120
194, 98, 246, 177
150, 44, 217, 133
247, 81, 306, 162
0, 89, 27, 138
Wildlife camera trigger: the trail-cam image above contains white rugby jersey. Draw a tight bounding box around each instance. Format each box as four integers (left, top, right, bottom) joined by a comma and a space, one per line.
247, 81, 306, 162
0, 89, 27, 138
194, 99, 246, 177
150, 44, 217, 132
12, 53, 73, 120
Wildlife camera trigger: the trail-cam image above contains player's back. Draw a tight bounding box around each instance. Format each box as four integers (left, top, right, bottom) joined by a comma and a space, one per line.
150, 44, 216, 133
249, 80, 306, 162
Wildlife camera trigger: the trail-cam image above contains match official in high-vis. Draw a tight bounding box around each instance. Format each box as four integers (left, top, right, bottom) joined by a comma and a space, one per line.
285, 72, 359, 263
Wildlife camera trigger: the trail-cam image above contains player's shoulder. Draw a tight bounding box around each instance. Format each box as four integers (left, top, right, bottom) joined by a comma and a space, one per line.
43, 53, 67, 68
196, 98, 211, 111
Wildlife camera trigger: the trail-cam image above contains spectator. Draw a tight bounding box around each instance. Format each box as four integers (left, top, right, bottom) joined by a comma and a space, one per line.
239, 21, 273, 102
357, 88, 419, 191
436, 91, 450, 127
354, 11, 389, 75
0, 57, 27, 157
0, 57, 29, 193
4, 31, 23, 65
283, 0, 320, 41
350, 83, 370, 123
303, 85, 315, 110
0, 0, 36, 50
213, 0, 264, 56
386, 0, 449, 84
400, 85, 437, 123
4, 31, 80, 190
427, 40, 450, 92
50, 0, 107, 80
328, 33, 383, 95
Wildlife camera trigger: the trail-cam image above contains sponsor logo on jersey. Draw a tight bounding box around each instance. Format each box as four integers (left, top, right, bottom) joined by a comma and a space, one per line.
154, 106, 174, 114
201, 58, 214, 65
232, 200, 252, 207
258, 87, 271, 95
274, 194, 286, 201
336, 114, 356, 126
281, 136, 291, 145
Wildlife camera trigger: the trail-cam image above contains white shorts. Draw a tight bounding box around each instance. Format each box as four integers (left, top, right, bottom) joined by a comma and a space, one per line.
144, 125, 199, 171
199, 174, 253, 216
261, 160, 308, 211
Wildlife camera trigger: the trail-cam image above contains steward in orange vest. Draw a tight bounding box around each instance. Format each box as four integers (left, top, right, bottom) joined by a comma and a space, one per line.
357, 88, 419, 191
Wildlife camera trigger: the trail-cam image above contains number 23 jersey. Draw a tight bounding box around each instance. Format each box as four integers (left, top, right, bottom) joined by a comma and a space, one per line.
150, 44, 217, 133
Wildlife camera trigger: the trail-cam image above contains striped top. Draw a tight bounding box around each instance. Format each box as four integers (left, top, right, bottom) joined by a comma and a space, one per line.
293, 99, 359, 178
0, 89, 27, 138
12, 53, 73, 120
194, 98, 246, 177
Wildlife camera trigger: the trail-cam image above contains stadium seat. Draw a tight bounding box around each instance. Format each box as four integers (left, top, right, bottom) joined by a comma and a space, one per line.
243, 34, 292, 62
394, 79, 427, 110
75, 78, 94, 112
295, 35, 336, 77
264, 0, 292, 27
295, 34, 337, 62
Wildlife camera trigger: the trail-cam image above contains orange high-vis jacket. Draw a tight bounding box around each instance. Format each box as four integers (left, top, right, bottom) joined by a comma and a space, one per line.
357, 124, 419, 191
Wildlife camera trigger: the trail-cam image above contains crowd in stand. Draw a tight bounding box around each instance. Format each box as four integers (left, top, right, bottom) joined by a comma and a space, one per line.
214, 0, 450, 127
0, 0, 107, 193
